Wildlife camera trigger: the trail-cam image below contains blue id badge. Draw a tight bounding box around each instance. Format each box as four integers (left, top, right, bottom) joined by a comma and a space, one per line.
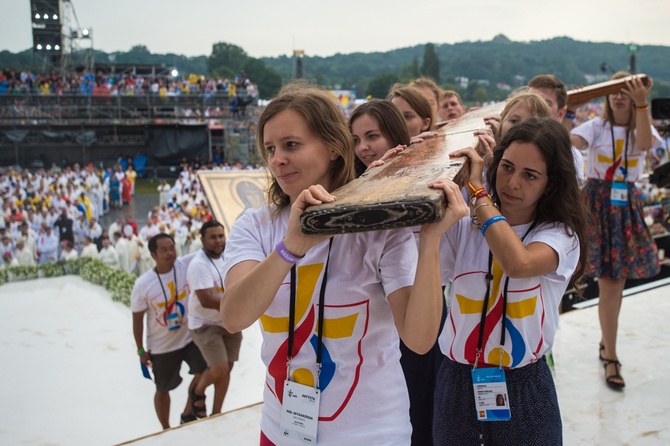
471, 367, 511, 421
610, 182, 628, 206
140, 361, 152, 380
166, 312, 181, 331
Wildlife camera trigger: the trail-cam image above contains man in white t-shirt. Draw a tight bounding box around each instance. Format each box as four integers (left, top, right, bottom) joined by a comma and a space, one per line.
131, 233, 206, 429
186, 221, 242, 417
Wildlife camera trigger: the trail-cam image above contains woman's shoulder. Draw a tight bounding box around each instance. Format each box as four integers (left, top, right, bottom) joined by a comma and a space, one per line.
230, 204, 283, 237
532, 221, 579, 247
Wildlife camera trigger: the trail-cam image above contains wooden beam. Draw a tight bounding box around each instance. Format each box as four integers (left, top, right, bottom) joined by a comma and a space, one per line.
300, 101, 507, 234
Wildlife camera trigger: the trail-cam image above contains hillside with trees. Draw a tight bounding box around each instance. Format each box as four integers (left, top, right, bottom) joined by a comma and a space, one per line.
261, 36, 670, 102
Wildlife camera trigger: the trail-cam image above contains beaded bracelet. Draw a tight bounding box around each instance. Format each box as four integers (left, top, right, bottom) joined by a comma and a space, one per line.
470, 202, 490, 228
276, 239, 303, 264
480, 215, 507, 236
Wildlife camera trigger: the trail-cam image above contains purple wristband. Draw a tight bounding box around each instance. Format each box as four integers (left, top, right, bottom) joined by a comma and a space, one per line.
276, 240, 302, 264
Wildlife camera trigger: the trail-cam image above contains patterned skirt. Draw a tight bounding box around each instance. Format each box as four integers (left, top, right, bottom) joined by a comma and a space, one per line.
583, 179, 660, 280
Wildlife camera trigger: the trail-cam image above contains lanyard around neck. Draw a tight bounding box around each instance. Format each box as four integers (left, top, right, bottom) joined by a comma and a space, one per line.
475, 220, 538, 367
286, 238, 333, 386
610, 125, 629, 181
155, 267, 177, 311
206, 253, 224, 289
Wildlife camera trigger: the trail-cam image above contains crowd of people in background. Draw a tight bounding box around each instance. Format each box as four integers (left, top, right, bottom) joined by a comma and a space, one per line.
0, 68, 259, 101
0, 156, 266, 273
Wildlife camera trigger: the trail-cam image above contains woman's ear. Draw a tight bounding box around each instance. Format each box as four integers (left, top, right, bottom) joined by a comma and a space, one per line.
420, 117, 431, 132
329, 149, 339, 161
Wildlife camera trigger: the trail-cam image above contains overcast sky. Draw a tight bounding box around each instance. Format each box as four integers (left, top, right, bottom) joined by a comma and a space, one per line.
2, 0, 669, 59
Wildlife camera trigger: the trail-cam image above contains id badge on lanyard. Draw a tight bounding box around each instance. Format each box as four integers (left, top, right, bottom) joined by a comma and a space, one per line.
471, 225, 535, 423
610, 182, 628, 206
610, 126, 629, 207
280, 379, 321, 443
472, 367, 511, 421
279, 239, 332, 444
166, 312, 181, 331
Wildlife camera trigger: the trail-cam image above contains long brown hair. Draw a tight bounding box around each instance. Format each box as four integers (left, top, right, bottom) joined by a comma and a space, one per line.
601, 71, 637, 147
387, 84, 435, 132
487, 117, 588, 292
349, 99, 411, 176
257, 83, 356, 213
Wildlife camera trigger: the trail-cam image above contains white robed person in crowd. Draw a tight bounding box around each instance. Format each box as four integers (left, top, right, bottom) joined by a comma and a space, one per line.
37, 225, 59, 264
15, 239, 36, 266
158, 179, 171, 206
126, 226, 143, 275
99, 237, 120, 269
73, 214, 88, 254
113, 231, 131, 272
59, 241, 79, 262
2, 251, 19, 269
87, 217, 103, 243
109, 217, 124, 240
80, 236, 99, 259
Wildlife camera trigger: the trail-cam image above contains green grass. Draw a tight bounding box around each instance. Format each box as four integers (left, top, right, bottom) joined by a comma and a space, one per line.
134, 178, 160, 195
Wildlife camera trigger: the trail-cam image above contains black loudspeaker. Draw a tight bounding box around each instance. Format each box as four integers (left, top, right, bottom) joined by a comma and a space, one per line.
32, 25, 62, 53
30, 0, 62, 53
650, 161, 670, 188
652, 98, 670, 121
30, 0, 61, 23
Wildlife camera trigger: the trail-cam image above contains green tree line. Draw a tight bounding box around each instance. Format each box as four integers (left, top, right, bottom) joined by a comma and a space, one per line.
2, 36, 670, 101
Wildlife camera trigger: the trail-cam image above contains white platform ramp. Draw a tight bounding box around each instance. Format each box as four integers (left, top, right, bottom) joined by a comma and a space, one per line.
118, 403, 262, 445
1, 276, 668, 445
552, 284, 670, 445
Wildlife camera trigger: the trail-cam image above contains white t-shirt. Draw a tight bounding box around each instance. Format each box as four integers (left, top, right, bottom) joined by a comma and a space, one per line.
130, 256, 194, 354
571, 117, 663, 182
222, 206, 416, 446
439, 218, 579, 369
187, 249, 225, 330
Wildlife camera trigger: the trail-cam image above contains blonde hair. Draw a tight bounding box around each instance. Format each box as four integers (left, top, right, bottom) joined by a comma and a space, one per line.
410, 77, 442, 106
498, 92, 552, 140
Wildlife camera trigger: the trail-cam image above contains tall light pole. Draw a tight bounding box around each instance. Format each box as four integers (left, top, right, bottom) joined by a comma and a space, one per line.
81, 28, 94, 71
627, 43, 639, 74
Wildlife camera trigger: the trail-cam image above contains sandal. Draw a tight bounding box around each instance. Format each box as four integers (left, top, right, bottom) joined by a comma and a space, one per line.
180, 413, 198, 425
598, 342, 605, 361
602, 358, 625, 390
190, 386, 208, 419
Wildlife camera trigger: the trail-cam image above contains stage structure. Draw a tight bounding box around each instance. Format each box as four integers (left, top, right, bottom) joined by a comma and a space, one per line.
30, 0, 63, 70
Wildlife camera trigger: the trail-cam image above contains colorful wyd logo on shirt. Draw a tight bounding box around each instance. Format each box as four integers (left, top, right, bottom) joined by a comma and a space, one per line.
599, 136, 637, 181
156, 280, 187, 325
454, 259, 541, 367
261, 263, 368, 421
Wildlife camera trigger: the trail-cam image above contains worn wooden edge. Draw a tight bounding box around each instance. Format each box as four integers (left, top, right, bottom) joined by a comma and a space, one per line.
300, 158, 466, 234
300, 196, 445, 235
567, 73, 648, 104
